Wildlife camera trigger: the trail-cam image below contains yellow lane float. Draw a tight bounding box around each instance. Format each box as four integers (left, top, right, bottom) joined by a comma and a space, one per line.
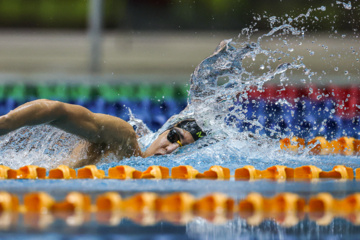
52, 192, 91, 212
0, 192, 19, 212
280, 137, 305, 153
0, 165, 10, 179
235, 165, 262, 180
156, 192, 195, 213
294, 165, 322, 179
308, 192, 335, 225
96, 192, 122, 211
77, 165, 105, 179
7, 165, 46, 179
48, 165, 76, 179
141, 166, 169, 179
308, 137, 331, 155
1, 191, 360, 227
261, 165, 294, 180
332, 137, 355, 155
24, 192, 55, 213
319, 165, 354, 179
171, 165, 200, 179
121, 192, 158, 212
0, 164, 357, 180
194, 193, 234, 213
155, 192, 195, 225
108, 165, 142, 179
196, 165, 231, 180
280, 136, 360, 156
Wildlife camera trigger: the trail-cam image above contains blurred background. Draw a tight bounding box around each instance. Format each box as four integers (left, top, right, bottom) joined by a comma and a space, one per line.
0, 0, 359, 132
0, 0, 357, 84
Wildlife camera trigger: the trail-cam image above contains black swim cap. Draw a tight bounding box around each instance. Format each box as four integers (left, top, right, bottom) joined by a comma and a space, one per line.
175, 119, 206, 141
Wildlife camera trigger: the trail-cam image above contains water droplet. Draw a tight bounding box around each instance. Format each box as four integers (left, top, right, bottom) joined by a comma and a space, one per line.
342, 34, 346, 38
288, 48, 294, 52
336, 1, 352, 10
344, 70, 349, 75
334, 67, 339, 71
260, 65, 265, 70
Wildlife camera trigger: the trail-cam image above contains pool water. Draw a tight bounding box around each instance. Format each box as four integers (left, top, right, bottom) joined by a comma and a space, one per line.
1, 2, 360, 239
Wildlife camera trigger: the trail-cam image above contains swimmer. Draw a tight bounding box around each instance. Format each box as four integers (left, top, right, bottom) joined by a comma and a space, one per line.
0, 99, 206, 167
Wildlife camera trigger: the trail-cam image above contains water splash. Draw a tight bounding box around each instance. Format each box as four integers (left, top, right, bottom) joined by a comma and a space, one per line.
336, 1, 352, 10
0, 125, 85, 169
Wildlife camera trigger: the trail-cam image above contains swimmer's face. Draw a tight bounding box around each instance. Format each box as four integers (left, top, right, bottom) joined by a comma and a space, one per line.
143, 127, 195, 157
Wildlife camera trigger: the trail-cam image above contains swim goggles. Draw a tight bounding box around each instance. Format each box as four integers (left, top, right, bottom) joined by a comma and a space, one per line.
167, 128, 183, 147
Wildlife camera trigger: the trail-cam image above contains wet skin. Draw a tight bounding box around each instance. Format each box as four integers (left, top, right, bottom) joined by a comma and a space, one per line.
143, 127, 195, 157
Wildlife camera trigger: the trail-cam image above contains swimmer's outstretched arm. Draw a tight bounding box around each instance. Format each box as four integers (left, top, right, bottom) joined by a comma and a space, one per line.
0, 99, 143, 156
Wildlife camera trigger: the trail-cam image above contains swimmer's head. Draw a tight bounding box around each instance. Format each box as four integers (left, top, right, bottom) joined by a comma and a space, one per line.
143, 119, 206, 157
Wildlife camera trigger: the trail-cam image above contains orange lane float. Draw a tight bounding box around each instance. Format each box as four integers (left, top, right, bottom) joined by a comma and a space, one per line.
7, 165, 46, 179
77, 165, 105, 179
294, 165, 322, 179
155, 192, 196, 224
235, 165, 295, 181
194, 193, 234, 213
5, 191, 360, 227
238, 192, 265, 215
0, 192, 19, 212
52, 192, 91, 212
96, 192, 122, 211
24, 192, 55, 213
238, 192, 305, 226
319, 165, 354, 179
108, 165, 142, 179
0, 164, 358, 180
279, 137, 305, 153
194, 193, 235, 223
121, 192, 158, 212
331, 137, 355, 155
196, 165, 231, 180
235, 165, 262, 180
0, 165, 10, 179
238, 192, 267, 226
261, 165, 294, 180
141, 166, 169, 179
336, 193, 360, 214
95, 192, 122, 226
356, 168, 360, 180
308, 192, 335, 225
171, 165, 200, 179
308, 137, 332, 155
48, 165, 76, 179
156, 192, 195, 213
239, 193, 305, 214
280, 136, 360, 156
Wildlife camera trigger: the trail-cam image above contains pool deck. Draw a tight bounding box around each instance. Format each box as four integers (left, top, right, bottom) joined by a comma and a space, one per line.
0, 30, 358, 85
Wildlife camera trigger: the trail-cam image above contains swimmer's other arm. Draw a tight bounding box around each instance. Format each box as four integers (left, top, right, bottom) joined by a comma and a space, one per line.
0, 99, 142, 156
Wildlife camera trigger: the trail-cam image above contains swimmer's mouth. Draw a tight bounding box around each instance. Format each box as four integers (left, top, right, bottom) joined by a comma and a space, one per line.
154, 153, 164, 156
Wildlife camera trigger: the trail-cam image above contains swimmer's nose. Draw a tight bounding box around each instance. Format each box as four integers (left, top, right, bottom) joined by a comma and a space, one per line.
165, 143, 180, 154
